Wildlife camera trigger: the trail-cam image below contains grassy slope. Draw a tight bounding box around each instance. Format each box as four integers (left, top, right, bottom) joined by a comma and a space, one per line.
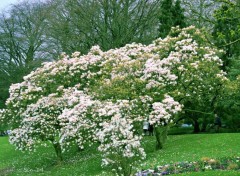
144, 133, 240, 166
0, 133, 240, 176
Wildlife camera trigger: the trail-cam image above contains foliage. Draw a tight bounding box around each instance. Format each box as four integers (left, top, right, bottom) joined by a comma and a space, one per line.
216, 75, 240, 130
213, 0, 240, 68
0, 109, 9, 131
227, 56, 240, 80
158, 0, 186, 38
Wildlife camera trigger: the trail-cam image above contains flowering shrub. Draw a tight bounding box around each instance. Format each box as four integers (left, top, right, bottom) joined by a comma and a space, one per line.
0, 26, 227, 169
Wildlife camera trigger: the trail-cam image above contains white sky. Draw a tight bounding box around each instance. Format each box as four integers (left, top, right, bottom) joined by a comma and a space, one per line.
0, 0, 22, 13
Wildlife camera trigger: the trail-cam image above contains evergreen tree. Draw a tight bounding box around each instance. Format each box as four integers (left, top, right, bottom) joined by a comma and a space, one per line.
158, 0, 186, 38
173, 0, 186, 28
158, 0, 174, 38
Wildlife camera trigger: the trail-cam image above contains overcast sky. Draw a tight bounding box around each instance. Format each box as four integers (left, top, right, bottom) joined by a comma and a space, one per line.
0, 0, 22, 13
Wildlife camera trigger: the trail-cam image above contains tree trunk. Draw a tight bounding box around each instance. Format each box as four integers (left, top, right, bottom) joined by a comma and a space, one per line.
155, 125, 169, 150
193, 120, 200, 133
53, 142, 63, 162
201, 118, 208, 132
155, 127, 163, 150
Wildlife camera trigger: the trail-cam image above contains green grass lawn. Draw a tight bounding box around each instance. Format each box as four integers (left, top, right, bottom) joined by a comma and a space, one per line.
0, 133, 240, 175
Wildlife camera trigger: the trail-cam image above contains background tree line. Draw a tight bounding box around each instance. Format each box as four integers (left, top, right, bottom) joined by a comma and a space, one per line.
0, 0, 240, 132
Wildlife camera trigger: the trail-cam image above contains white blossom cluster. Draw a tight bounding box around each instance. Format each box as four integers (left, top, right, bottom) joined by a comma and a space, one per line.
149, 95, 183, 126
58, 92, 96, 151
96, 108, 146, 167
9, 87, 94, 151
5, 46, 105, 126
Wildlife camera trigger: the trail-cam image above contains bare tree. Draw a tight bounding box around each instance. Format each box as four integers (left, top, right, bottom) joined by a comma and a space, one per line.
0, 1, 52, 108
182, 0, 220, 29
47, 0, 161, 54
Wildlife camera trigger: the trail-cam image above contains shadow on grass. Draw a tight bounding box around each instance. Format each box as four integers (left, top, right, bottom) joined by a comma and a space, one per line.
168, 126, 240, 135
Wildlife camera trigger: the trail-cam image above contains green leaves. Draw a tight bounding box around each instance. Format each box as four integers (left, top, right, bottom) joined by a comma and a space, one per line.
158, 0, 186, 38
213, 0, 240, 69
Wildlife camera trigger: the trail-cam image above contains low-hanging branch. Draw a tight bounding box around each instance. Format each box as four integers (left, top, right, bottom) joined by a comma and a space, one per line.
184, 108, 214, 115
219, 38, 240, 48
